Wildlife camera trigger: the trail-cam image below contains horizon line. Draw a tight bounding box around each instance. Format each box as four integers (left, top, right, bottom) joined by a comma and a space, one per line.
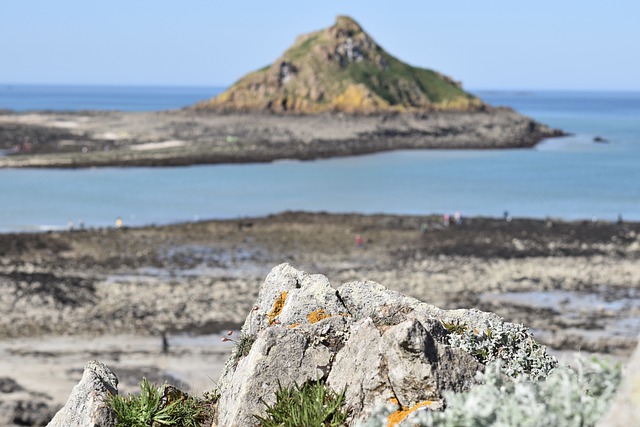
1, 82, 640, 93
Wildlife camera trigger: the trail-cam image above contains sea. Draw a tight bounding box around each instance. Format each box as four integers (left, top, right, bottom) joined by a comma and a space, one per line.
0, 85, 639, 232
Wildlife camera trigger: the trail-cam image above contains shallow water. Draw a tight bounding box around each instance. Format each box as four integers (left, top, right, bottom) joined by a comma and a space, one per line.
1, 90, 639, 231
481, 289, 640, 338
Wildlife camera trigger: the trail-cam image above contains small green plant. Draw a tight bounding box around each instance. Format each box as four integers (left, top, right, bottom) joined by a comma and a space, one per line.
201, 387, 220, 404
235, 333, 257, 358
254, 380, 350, 427
106, 378, 210, 427
222, 330, 258, 368
440, 320, 468, 335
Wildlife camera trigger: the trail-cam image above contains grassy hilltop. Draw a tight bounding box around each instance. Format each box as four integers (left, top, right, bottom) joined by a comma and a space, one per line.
195, 16, 484, 113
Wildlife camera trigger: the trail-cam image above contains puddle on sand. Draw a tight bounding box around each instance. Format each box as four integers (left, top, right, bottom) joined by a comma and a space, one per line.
106, 263, 268, 283
480, 289, 640, 338
160, 245, 260, 266
481, 290, 640, 316
105, 245, 269, 283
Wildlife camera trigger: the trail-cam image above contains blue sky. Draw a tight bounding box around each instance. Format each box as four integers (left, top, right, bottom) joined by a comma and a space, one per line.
1, 1, 638, 90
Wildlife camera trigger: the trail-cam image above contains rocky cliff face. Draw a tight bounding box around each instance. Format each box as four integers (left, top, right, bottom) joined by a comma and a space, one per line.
195, 16, 483, 113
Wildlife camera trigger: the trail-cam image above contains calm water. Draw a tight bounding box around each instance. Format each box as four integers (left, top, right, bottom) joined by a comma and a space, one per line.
0, 86, 639, 232
0, 84, 224, 111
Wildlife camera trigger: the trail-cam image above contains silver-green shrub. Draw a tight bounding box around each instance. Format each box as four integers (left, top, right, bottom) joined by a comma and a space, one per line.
445, 319, 557, 381
359, 356, 622, 427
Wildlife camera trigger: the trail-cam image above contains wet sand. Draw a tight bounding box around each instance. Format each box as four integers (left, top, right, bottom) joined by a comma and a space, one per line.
1, 212, 639, 419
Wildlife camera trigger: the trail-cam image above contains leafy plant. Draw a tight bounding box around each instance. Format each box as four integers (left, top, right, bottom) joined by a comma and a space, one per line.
106, 378, 210, 427
440, 320, 468, 335
255, 380, 349, 427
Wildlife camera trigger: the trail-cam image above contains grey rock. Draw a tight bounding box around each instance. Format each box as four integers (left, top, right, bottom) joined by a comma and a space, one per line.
0, 376, 24, 393
338, 279, 503, 331
0, 399, 58, 427
47, 360, 118, 427
326, 318, 391, 420
597, 333, 640, 426
215, 264, 547, 426
381, 319, 482, 406
217, 316, 349, 427
238, 262, 348, 338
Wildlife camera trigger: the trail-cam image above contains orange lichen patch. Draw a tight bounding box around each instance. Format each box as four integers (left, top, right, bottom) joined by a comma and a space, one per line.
268, 291, 288, 325
289, 323, 300, 329
387, 399, 433, 427
307, 308, 331, 324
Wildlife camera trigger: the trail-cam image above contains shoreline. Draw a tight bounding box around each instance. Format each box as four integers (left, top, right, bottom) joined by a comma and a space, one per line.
0, 108, 565, 168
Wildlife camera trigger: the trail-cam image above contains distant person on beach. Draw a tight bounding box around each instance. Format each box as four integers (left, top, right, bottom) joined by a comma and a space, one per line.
420, 222, 428, 235
443, 214, 450, 227
454, 211, 462, 225
162, 332, 169, 354
355, 234, 364, 247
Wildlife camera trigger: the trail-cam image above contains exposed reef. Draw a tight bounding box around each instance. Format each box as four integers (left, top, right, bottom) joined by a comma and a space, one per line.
0, 108, 564, 168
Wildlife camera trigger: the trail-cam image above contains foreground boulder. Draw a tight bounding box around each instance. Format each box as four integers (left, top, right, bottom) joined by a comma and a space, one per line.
215, 263, 552, 426
47, 361, 117, 427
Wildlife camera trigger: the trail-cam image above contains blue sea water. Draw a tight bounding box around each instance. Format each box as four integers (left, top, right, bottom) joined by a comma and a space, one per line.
0, 84, 224, 112
0, 86, 639, 232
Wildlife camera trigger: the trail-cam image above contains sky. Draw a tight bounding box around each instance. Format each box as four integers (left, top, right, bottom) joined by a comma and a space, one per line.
1, 1, 638, 91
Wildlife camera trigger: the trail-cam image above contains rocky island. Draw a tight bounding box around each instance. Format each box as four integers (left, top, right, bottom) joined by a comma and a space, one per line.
0, 16, 563, 168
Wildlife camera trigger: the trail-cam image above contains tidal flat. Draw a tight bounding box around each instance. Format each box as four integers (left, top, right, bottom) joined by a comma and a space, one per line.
1, 212, 639, 415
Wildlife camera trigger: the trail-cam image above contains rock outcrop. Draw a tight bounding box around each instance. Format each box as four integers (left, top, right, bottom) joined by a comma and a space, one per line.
47, 361, 118, 427
214, 263, 550, 426
195, 16, 483, 113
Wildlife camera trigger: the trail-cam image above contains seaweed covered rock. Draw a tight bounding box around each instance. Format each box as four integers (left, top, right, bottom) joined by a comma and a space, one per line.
214, 263, 556, 426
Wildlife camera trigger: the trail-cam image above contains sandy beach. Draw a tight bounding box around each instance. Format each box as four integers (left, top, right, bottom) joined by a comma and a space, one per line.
1, 211, 639, 422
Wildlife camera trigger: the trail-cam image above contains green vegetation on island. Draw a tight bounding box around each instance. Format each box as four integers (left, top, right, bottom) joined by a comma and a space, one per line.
195, 16, 483, 113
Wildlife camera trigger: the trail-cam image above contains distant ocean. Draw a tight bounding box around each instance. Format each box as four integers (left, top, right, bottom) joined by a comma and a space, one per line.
1, 85, 639, 232
0, 84, 225, 112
